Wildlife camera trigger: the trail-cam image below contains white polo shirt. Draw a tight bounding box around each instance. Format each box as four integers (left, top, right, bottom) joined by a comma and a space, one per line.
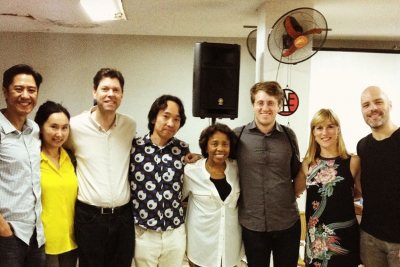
67, 107, 136, 207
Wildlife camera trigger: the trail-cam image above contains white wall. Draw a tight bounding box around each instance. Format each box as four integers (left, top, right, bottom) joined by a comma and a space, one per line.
309, 51, 400, 153
0, 32, 256, 153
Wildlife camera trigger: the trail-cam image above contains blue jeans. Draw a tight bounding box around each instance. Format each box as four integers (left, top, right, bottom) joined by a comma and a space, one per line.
242, 219, 301, 267
360, 230, 400, 267
0, 229, 45, 267
74, 201, 134, 267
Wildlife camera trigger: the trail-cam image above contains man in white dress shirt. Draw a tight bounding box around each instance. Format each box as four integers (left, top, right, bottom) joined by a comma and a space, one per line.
67, 68, 136, 267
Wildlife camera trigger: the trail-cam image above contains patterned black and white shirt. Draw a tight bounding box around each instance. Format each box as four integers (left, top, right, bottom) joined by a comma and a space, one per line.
129, 133, 190, 231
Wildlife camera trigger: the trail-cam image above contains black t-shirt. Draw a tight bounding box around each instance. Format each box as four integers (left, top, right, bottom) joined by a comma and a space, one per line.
357, 128, 400, 243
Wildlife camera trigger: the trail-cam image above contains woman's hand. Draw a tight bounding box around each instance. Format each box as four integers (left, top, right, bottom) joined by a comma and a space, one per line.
294, 162, 307, 198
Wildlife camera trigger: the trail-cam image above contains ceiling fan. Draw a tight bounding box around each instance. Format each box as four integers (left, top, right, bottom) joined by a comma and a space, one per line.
267, 7, 330, 65
246, 28, 257, 61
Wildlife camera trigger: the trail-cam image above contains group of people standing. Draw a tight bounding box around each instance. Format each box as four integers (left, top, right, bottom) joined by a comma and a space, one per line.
0, 63, 399, 267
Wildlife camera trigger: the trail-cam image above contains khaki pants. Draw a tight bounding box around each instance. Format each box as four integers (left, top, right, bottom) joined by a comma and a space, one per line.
360, 230, 400, 267
134, 224, 186, 267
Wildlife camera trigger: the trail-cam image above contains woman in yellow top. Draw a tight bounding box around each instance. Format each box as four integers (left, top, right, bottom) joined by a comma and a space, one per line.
35, 101, 78, 267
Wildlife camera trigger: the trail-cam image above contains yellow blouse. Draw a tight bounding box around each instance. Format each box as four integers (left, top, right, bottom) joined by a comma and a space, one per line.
40, 148, 78, 254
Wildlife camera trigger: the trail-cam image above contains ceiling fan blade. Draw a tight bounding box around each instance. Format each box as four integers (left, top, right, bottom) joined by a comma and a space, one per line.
302, 28, 323, 36
284, 16, 303, 38
282, 44, 297, 57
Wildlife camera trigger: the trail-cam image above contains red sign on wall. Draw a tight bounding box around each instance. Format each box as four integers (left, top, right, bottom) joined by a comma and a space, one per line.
279, 88, 299, 116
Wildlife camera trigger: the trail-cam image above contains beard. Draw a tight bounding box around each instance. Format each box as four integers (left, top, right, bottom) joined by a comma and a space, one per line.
364, 111, 387, 129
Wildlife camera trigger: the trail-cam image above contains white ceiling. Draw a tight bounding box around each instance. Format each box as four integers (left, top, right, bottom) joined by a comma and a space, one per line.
0, 0, 399, 40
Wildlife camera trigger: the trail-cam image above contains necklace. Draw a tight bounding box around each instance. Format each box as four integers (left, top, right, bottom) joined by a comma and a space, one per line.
205, 160, 226, 179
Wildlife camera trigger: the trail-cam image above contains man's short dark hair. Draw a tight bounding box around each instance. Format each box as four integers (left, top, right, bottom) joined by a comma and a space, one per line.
250, 81, 283, 106
93, 68, 125, 91
147, 95, 186, 134
3, 64, 43, 90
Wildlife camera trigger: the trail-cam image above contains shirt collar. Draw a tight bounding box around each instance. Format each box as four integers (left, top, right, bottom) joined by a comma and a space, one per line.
88, 106, 119, 131
0, 109, 33, 134
249, 120, 283, 134
143, 132, 177, 148
40, 148, 69, 165
248, 120, 258, 130
275, 122, 285, 133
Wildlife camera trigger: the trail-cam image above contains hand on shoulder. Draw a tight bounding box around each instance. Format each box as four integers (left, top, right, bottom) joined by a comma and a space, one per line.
184, 153, 202, 164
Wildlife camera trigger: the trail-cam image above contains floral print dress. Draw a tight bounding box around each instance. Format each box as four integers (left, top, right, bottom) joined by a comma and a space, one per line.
305, 157, 360, 267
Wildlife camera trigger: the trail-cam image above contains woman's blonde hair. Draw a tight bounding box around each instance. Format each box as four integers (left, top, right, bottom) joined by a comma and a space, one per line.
303, 108, 349, 166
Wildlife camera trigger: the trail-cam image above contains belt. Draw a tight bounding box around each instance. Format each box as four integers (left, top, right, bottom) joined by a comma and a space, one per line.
76, 200, 131, 215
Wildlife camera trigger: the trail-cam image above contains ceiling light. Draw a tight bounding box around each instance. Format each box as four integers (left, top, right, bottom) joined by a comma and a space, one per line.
80, 0, 127, 21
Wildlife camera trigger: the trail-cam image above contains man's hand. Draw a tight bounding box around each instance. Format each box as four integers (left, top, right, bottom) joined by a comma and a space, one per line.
184, 153, 202, 164
0, 214, 13, 237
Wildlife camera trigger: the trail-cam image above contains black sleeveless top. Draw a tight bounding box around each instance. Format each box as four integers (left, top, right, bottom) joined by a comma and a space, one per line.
305, 156, 360, 266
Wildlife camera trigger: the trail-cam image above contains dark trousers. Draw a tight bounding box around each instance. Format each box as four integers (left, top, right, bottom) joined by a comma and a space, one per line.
242, 218, 301, 267
0, 229, 45, 267
45, 249, 78, 267
74, 201, 135, 267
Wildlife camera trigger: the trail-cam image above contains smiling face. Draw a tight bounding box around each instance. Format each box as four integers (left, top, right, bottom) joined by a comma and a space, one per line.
41, 112, 70, 150
312, 120, 339, 152
252, 90, 281, 133
361, 86, 392, 130
206, 131, 230, 166
93, 77, 123, 114
3, 74, 38, 119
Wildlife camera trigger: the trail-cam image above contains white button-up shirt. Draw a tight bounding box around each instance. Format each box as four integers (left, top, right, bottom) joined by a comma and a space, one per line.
183, 158, 243, 267
67, 107, 136, 207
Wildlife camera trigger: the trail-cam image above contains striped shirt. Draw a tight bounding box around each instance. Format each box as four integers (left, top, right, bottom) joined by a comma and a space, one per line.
0, 110, 45, 246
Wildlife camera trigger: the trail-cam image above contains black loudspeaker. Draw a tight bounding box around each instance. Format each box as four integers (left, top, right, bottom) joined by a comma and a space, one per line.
193, 42, 241, 119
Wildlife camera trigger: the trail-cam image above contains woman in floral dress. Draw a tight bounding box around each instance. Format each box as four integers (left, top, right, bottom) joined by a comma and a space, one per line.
294, 109, 362, 267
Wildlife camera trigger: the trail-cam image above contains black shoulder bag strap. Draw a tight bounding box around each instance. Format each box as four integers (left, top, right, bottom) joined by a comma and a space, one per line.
65, 148, 77, 173
282, 125, 300, 179
234, 125, 246, 158
282, 125, 295, 156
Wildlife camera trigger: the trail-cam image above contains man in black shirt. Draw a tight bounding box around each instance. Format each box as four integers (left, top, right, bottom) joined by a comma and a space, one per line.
357, 86, 400, 266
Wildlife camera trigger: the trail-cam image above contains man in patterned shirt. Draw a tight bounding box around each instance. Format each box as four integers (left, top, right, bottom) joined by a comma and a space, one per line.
129, 94, 189, 267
